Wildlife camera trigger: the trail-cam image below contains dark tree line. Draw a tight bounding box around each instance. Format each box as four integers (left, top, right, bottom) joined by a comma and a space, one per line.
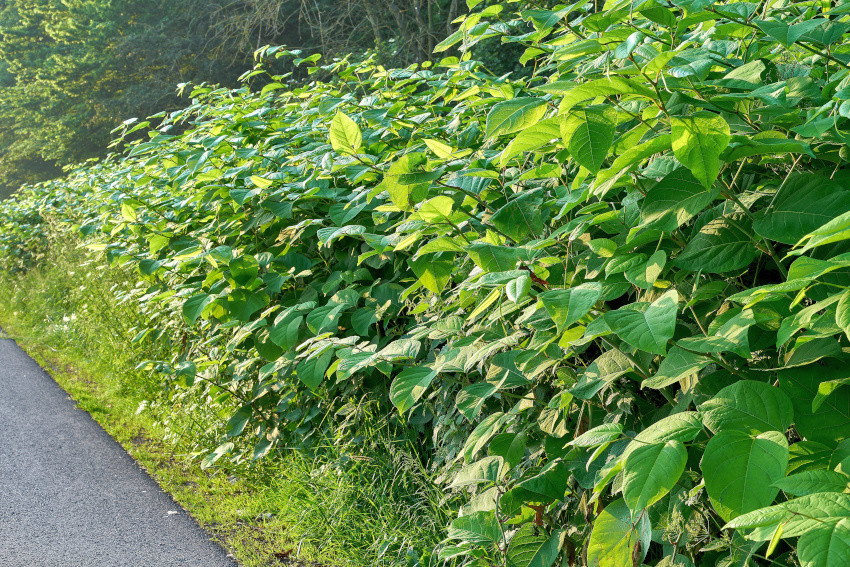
0, 0, 474, 196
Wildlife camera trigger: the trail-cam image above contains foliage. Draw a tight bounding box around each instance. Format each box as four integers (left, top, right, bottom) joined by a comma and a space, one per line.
0, 214, 449, 567
5, 1, 850, 566
0, 0, 248, 195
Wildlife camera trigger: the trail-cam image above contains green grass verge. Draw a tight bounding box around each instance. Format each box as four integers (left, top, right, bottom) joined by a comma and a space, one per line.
0, 234, 449, 567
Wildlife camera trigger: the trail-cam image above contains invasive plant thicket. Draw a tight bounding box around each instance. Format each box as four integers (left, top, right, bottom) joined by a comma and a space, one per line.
5, 1, 850, 565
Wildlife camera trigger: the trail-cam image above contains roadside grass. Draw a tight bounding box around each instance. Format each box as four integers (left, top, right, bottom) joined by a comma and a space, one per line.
0, 234, 450, 567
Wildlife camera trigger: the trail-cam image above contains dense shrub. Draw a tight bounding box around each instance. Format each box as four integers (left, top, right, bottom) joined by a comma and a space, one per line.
5, 2, 850, 566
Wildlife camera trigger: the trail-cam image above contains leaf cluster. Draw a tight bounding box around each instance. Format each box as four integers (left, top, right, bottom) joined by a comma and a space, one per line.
5, 1, 850, 566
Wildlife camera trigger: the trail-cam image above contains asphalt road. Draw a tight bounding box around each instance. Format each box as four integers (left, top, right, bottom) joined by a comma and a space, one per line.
0, 330, 239, 567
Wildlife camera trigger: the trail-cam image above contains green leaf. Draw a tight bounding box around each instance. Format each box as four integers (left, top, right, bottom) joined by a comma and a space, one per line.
566, 107, 615, 174
549, 76, 656, 114
837, 289, 850, 341
593, 134, 671, 196
229, 254, 259, 286
329, 111, 362, 154
671, 112, 731, 189
305, 304, 344, 335
539, 283, 602, 332
772, 470, 850, 497
814, 377, 850, 412
485, 97, 547, 139
755, 18, 824, 46
793, 209, 850, 256
699, 380, 794, 435
641, 168, 718, 230
627, 261, 666, 293
225, 405, 252, 438
570, 348, 633, 399
390, 366, 438, 413
416, 195, 454, 222
465, 243, 526, 273
383, 153, 436, 211
506, 525, 561, 567
605, 289, 679, 355
225, 289, 269, 322
409, 253, 453, 294
622, 440, 687, 512
182, 293, 214, 325
489, 432, 527, 468
569, 423, 624, 447
491, 197, 544, 241
622, 412, 704, 460
296, 349, 333, 390
499, 117, 560, 166
780, 364, 850, 444
269, 314, 302, 349
725, 492, 850, 538
753, 174, 850, 245
797, 518, 850, 567
701, 430, 789, 521
516, 460, 569, 501
506, 273, 532, 303
448, 510, 501, 545
456, 383, 498, 421
642, 346, 710, 389
463, 413, 507, 462
674, 215, 759, 274
587, 498, 650, 567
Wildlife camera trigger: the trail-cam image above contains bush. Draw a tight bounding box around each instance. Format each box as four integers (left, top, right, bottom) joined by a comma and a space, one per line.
5, 2, 850, 566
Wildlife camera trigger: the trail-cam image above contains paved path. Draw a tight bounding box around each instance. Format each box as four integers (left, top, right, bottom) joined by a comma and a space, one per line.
0, 331, 239, 567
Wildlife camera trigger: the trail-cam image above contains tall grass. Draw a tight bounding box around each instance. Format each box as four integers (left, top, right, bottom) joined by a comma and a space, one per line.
0, 228, 452, 567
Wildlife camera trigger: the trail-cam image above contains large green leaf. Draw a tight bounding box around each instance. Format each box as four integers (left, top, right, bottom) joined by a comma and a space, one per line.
725, 492, 850, 538
499, 117, 561, 166
587, 498, 649, 567
779, 364, 850, 444
550, 75, 656, 114
792, 209, 850, 255
699, 380, 794, 435
182, 293, 214, 325
779, 363, 850, 443
570, 348, 633, 399
296, 349, 333, 390
466, 243, 526, 272
671, 112, 731, 189
229, 254, 259, 286
565, 107, 615, 174
797, 518, 850, 567
490, 196, 545, 241
641, 168, 718, 230
674, 214, 759, 274
701, 430, 789, 521
642, 346, 710, 389
409, 253, 454, 294
569, 423, 624, 447
383, 153, 437, 210
539, 283, 602, 332
772, 470, 850, 497
485, 97, 548, 139
621, 412, 704, 460
753, 174, 850, 245
837, 289, 850, 341
390, 366, 438, 413
622, 440, 687, 512
329, 111, 362, 154
506, 525, 561, 567
604, 289, 679, 355
447, 510, 502, 545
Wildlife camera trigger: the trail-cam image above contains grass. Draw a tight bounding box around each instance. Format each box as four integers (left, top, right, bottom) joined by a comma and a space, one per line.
0, 232, 450, 567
